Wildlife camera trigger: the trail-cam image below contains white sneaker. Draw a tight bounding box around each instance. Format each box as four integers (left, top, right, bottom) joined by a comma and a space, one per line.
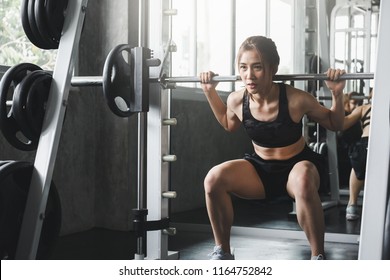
208, 245, 235, 260
346, 205, 360, 221
311, 254, 325, 260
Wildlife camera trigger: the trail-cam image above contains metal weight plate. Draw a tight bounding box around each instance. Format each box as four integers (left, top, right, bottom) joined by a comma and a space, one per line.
25, 71, 52, 137
27, 0, 57, 49
0, 63, 42, 151
34, 0, 60, 48
103, 44, 135, 117
45, 0, 69, 45
21, 0, 42, 49
13, 70, 46, 140
21, 0, 49, 49
0, 160, 12, 168
0, 161, 61, 260
319, 142, 327, 155
12, 70, 52, 142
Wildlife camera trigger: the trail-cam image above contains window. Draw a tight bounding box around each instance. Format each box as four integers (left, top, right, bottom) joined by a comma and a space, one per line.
0, 0, 57, 71
269, 0, 293, 75
171, 0, 234, 91
235, 0, 267, 50
171, 0, 294, 92
332, 4, 378, 91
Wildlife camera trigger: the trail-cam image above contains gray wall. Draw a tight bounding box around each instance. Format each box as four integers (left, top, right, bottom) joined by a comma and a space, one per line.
59, 0, 139, 233
0, 0, 252, 236
170, 89, 253, 213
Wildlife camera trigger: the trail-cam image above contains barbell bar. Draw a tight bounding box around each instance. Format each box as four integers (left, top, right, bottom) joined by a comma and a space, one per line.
70, 72, 374, 88
318, 95, 370, 101
5, 72, 375, 108
158, 73, 375, 83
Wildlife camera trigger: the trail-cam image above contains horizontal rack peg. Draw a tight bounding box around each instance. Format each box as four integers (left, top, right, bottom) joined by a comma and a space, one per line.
162, 155, 177, 162
71, 76, 104, 87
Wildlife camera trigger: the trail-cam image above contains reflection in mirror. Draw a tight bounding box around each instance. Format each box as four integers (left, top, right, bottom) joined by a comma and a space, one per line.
169, 1, 379, 259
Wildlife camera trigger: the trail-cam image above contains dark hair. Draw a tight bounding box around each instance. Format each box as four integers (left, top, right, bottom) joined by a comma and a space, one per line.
236, 36, 280, 74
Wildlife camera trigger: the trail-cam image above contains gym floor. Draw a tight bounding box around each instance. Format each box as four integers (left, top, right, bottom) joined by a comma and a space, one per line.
50, 194, 360, 260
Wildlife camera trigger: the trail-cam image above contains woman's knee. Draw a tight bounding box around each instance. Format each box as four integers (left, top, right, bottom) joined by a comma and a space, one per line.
204, 164, 227, 195
287, 161, 320, 199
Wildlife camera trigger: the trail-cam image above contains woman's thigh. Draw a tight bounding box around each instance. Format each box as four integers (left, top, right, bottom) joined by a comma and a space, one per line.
207, 159, 266, 199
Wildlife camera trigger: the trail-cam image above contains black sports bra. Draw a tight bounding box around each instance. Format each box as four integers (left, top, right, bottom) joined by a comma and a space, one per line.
242, 83, 302, 148
361, 106, 371, 129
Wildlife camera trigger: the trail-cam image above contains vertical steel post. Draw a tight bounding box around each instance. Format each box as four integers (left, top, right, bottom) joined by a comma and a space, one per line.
317, 0, 340, 205
146, 0, 178, 259
134, 0, 149, 260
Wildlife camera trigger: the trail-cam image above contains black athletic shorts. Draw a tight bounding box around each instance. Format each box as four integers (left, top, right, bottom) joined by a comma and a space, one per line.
244, 145, 328, 200
348, 137, 368, 180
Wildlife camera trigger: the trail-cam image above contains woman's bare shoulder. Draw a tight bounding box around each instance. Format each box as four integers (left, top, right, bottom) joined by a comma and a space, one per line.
227, 88, 245, 103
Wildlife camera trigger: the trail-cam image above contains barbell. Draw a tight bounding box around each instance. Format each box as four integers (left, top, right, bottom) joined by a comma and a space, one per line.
71, 72, 375, 87
0, 46, 375, 152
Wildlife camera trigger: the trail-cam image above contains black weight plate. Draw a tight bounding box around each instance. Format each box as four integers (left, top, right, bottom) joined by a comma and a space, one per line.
0, 63, 42, 151
27, 0, 56, 49
0, 161, 61, 260
13, 70, 47, 140
12, 70, 51, 141
45, 0, 68, 43
21, 0, 45, 49
26, 72, 52, 137
0, 160, 12, 168
103, 44, 134, 117
34, 0, 59, 48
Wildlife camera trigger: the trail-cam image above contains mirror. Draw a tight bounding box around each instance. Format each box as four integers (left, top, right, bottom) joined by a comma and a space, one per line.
169, 0, 378, 240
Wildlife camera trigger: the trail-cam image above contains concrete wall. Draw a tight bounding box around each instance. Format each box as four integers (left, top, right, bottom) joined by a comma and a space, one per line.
170, 89, 253, 213
60, 0, 140, 233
